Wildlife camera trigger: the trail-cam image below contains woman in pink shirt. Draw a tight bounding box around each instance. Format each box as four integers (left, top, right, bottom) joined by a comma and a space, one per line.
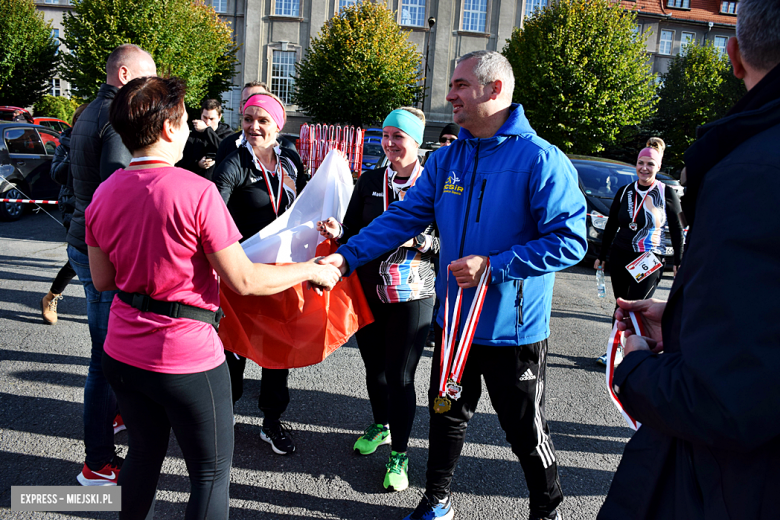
85, 76, 340, 519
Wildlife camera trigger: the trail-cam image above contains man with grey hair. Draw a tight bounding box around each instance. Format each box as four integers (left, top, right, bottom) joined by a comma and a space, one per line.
322, 50, 586, 520
598, 1, 780, 518
67, 43, 156, 486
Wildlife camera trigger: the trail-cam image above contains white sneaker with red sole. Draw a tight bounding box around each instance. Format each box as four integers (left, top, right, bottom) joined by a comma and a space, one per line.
113, 414, 126, 434
77, 457, 122, 486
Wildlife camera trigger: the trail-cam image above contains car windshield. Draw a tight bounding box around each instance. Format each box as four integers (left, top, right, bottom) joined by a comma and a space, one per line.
363, 143, 383, 157
573, 161, 638, 199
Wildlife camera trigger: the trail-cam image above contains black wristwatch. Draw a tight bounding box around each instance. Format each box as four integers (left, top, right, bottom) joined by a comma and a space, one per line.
413, 235, 426, 250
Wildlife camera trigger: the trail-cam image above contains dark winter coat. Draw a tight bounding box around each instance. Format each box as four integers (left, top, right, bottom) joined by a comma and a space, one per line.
598, 63, 780, 520
50, 127, 75, 229
66, 84, 132, 254
176, 121, 233, 180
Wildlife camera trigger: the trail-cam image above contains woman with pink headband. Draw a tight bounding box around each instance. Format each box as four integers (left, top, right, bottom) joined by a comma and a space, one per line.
212, 92, 302, 456
593, 137, 685, 366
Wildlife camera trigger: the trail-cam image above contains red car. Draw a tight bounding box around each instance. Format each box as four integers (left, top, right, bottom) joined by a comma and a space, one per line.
33, 117, 71, 133
0, 106, 34, 124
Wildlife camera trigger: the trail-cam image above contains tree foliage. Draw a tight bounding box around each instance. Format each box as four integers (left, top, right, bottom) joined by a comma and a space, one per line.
33, 95, 82, 122
652, 42, 746, 170
293, 1, 423, 127
61, 0, 238, 107
0, 0, 60, 107
502, 0, 656, 154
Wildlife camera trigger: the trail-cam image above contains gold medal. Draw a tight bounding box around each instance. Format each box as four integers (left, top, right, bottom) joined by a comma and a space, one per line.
433, 396, 451, 414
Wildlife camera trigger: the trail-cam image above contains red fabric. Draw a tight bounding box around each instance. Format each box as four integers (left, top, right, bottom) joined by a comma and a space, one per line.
218, 239, 374, 369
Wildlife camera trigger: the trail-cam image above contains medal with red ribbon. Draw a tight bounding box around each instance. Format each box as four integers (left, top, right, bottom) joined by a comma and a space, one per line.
433, 259, 491, 414
605, 310, 645, 430
259, 158, 285, 217
629, 181, 656, 231
383, 162, 422, 211
128, 156, 172, 167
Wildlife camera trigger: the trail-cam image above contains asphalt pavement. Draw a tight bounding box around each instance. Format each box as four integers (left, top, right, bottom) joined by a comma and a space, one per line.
0, 210, 673, 519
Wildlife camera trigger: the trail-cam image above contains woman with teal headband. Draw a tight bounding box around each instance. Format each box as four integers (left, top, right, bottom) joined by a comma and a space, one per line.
318, 107, 438, 492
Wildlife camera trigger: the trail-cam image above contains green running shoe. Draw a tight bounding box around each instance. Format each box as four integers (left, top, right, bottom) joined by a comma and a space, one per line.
384, 451, 409, 491
353, 423, 391, 455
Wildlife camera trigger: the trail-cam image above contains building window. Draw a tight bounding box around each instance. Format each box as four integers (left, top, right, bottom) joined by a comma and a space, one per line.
51, 29, 60, 55
212, 0, 227, 13
525, 0, 547, 19
271, 50, 296, 105
339, 0, 358, 10
44, 0, 58, 4
400, 0, 425, 27
659, 30, 673, 55
632, 24, 642, 39
667, 0, 690, 8
721, 1, 738, 14
714, 35, 728, 56
51, 78, 61, 97
680, 32, 696, 53
275, 0, 299, 17
462, 0, 487, 32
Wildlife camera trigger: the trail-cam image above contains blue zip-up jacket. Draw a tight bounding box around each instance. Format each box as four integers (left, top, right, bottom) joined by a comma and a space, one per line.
339, 104, 587, 346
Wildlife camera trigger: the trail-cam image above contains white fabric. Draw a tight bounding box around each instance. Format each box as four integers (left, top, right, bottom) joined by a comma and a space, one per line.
241, 150, 354, 263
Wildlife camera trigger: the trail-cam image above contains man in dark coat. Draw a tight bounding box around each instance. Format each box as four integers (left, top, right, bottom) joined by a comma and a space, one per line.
66, 43, 156, 487
598, 1, 780, 518
176, 98, 232, 180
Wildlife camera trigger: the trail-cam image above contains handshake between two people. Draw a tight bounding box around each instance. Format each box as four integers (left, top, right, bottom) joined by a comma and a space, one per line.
313, 217, 490, 289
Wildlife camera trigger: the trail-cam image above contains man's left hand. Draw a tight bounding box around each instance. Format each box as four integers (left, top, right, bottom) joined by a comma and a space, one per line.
192, 119, 208, 132
623, 335, 659, 356
450, 255, 489, 288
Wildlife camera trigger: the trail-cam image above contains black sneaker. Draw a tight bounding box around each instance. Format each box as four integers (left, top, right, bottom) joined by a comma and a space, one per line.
260, 421, 296, 455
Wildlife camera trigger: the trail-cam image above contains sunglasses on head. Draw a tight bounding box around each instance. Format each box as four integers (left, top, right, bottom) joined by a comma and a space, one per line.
440, 137, 456, 143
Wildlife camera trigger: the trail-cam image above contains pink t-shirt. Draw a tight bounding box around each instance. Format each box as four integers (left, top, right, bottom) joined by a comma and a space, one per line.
85, 166, 243, 374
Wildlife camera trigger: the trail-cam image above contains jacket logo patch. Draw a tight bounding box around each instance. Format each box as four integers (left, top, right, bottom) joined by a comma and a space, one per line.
443, 172, 463, 195
372, 191, 383, 197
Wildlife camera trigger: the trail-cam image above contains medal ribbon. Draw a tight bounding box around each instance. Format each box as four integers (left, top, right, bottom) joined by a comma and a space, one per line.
605, 311, 646, 431
630, 181, 657, 227
383, 162, 422, 211
259, 158, 285, 217
438, 259, 491, 398
129, 156, 172, 167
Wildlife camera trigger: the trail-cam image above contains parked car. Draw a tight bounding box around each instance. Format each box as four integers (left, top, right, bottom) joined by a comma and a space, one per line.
0, 106, 34, 124
656, 172, 684, 199
362, 141, 384, 172
33, 117, 71, 133
0, 121, 62, 221
568, 155, 681, 260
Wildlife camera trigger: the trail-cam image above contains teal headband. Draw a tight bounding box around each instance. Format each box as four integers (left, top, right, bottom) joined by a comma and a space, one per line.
382, 109, 424, 145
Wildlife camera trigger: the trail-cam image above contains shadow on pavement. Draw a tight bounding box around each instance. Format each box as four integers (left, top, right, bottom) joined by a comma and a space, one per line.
0, 347, 89, 367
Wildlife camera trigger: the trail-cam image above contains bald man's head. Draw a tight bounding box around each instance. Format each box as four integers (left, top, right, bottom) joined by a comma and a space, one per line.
106, 44, 157, 88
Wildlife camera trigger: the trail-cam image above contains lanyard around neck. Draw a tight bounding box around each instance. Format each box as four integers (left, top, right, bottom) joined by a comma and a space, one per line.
631, 181, 657, 225
383, 162, 422, 211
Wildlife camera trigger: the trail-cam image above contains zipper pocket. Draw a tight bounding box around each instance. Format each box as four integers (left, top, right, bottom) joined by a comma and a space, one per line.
515, 279, 524, 325
475, 179, 486, 223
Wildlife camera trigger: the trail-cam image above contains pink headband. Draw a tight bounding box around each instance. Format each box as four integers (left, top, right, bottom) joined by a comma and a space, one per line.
638, 147, 662, 163
243, 95, 285, 131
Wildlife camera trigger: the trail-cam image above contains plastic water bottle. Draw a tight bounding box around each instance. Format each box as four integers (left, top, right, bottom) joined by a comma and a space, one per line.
596, 266, 606, 298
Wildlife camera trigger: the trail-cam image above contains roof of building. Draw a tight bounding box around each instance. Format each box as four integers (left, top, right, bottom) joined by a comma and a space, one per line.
621, 0, 737, 27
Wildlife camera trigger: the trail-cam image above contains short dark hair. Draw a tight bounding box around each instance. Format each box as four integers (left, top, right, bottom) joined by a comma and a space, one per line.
110, 76, 187, 153
736, 0, 780, 71
201, 98, 223, 116
243, 81, 268, 91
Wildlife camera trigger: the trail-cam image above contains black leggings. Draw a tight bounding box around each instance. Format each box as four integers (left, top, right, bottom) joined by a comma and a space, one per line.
607, 247, 664, 319
102, 354, 233, 520
356, 297, 434, 453
225, 353, 289, 423
50, 260, 76, 294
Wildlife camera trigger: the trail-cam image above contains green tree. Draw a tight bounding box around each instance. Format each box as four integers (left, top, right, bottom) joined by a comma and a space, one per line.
0, 0, 60, 107
294, 1, 423, 127
61, 0, 238, 107
653, 42, 747, 170
502, 0, 656, 154
33, 95, 82, 122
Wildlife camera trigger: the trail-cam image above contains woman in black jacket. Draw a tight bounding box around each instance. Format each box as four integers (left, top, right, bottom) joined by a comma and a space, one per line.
212, 91, 302, 456
40, 103, 88, 325
318, 107, 438, 492
593, 138, 684, 365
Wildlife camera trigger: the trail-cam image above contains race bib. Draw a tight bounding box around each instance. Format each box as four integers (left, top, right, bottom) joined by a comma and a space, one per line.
625, 252, 662, 283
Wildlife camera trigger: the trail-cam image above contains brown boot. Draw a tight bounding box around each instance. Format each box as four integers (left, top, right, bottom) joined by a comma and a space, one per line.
41, 291, 63, 325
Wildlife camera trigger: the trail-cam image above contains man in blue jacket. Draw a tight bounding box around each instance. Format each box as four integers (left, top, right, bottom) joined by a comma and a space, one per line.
322, 51, 586, 520
599, 1, 780, 518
